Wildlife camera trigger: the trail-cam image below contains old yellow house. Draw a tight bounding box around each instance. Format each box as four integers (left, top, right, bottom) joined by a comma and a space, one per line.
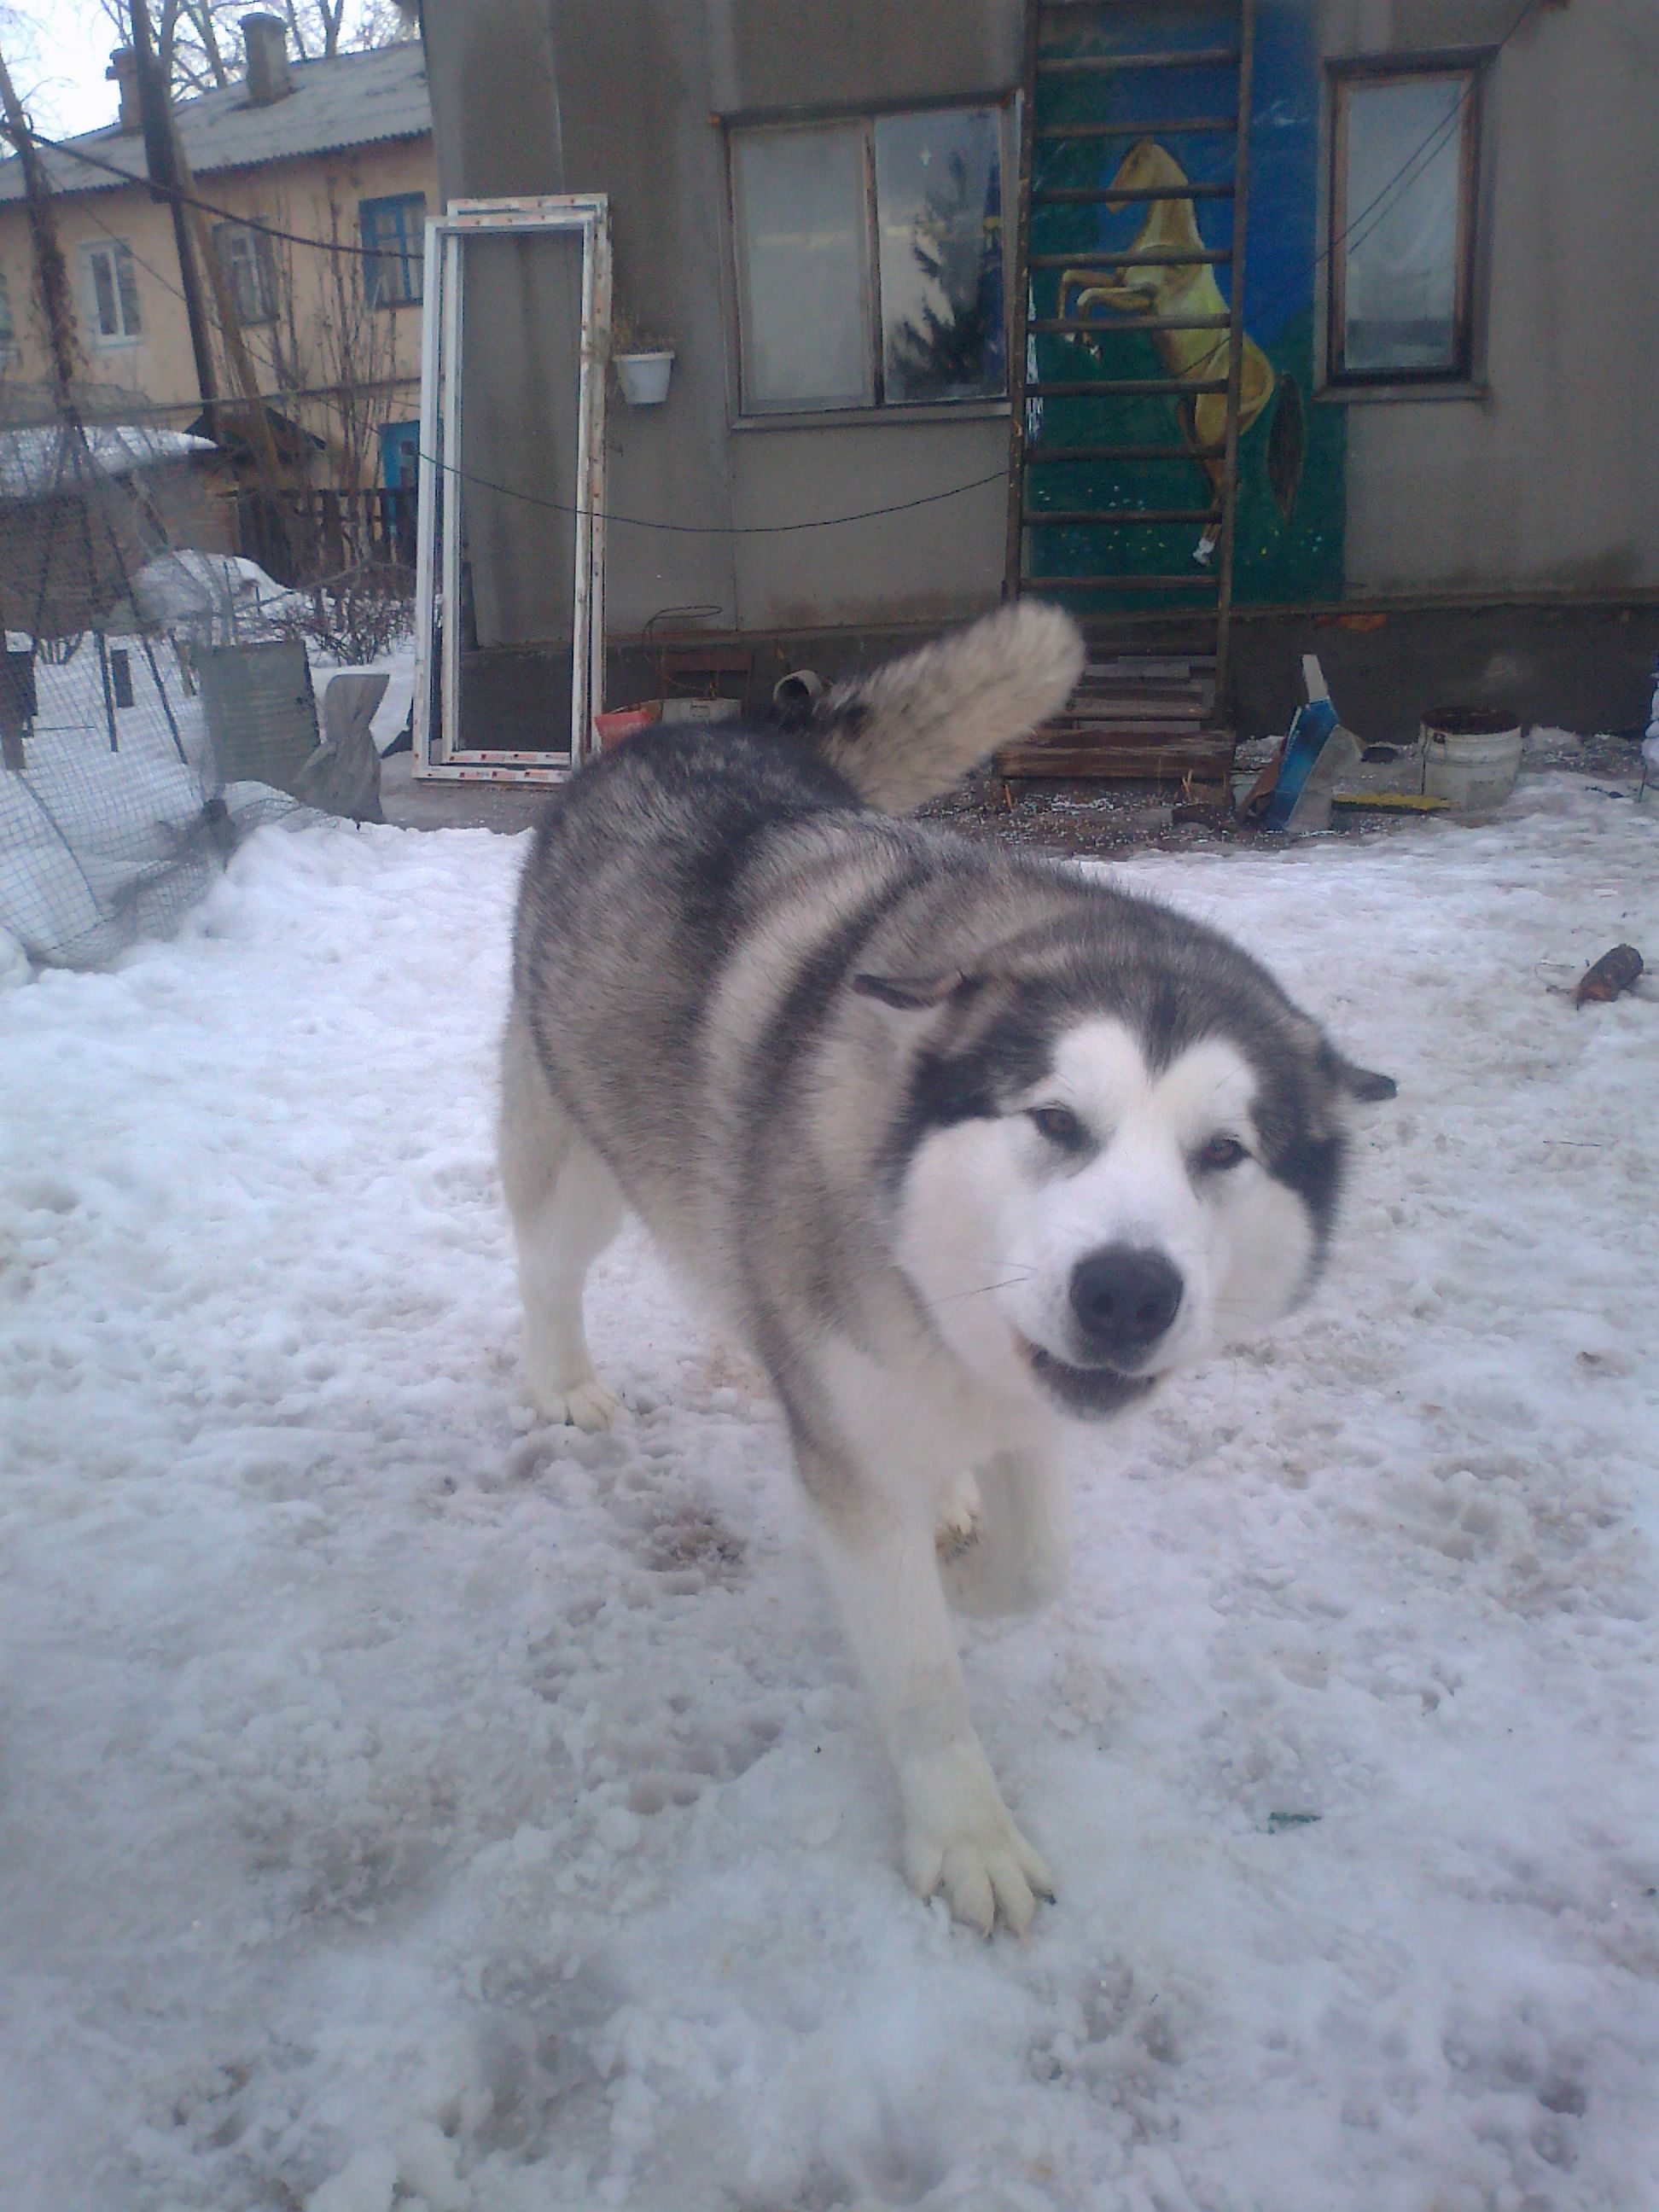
0, 18, 434, 568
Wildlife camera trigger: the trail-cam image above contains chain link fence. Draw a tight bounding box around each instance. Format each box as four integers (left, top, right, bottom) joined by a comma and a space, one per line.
0, 381, 392, 975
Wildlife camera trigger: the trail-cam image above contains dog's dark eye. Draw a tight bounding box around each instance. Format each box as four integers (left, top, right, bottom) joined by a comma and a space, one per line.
1196, 1134, 1249, 1173
1028, 1104, 1087, 1150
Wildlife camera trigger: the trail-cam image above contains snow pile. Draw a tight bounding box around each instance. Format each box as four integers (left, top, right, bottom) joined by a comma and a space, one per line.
0, 424, 214, 500
2, 782, 1656, 2211
124, 550, 306, 643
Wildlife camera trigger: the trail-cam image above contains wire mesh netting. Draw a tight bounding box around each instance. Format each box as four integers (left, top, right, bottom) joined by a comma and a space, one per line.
0, 377, 388, 974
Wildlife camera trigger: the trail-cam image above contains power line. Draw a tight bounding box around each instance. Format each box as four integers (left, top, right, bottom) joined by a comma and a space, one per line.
1, 0, 1551, 550
418, 450, 1009, 534
0, 114, 388, 261
3, 0, 1548, 297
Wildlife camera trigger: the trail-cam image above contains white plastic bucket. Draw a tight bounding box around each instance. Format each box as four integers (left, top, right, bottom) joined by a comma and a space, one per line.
615, 350, 674, 405
1422, 710, 1523, 815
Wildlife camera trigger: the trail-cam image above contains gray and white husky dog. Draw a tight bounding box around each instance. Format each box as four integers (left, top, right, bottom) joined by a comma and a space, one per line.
501, 602, 1394, 1934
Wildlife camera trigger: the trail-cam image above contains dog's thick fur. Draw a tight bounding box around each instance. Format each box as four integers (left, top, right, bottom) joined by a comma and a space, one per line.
502, 604, 1392, 1932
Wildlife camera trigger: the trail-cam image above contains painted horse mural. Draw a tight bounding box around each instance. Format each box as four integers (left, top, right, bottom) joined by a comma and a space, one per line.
1060, 138, 1305, 562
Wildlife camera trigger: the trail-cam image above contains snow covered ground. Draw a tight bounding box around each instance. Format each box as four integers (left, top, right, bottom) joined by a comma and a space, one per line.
3, 779, 1656, 2212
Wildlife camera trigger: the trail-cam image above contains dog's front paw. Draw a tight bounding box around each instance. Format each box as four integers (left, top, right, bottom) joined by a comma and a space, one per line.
934, 1470, 982, 1563
530, 1376, 620, 1432
899, 1743, 1054, 1936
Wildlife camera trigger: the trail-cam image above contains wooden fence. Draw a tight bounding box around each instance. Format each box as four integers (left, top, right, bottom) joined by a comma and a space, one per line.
237, 486, 416, 585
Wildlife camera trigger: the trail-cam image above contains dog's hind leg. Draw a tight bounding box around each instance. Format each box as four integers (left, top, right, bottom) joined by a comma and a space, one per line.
499, 1010, 625, 1431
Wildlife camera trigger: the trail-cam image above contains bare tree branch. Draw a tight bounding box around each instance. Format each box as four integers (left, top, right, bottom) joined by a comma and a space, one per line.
95, 0, 409, 105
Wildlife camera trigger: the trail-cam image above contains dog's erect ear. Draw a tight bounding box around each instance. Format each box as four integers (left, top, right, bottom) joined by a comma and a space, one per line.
1319, 1042, 1398, 1103
852, 969, 981, 1013
1286, 1011, 1398, 1103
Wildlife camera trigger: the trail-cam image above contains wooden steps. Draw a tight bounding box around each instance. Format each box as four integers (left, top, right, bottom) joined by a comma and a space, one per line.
997, 652, 1234, 783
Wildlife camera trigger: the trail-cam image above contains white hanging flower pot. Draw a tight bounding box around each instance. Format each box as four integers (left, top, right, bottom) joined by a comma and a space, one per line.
614, 350, 675, 406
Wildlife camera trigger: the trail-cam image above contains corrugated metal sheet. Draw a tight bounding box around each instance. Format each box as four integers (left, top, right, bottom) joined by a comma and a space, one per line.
0, 44, 430, 204
197, 639, 319, 795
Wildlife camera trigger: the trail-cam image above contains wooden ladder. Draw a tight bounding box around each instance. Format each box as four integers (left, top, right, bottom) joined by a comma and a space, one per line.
1002, 0, 1257, 788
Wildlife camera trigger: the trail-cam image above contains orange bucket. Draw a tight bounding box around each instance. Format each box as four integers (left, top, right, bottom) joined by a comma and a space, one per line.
593, 703, 661, 751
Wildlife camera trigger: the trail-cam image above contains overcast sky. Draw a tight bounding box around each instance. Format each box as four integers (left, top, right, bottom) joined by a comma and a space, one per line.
5, 0, 133, 139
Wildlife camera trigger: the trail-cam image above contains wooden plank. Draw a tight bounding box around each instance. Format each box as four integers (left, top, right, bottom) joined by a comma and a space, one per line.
1084, 655, 1214, 675
1062, 694, 1213, 714
1027, 375, 1228, 397
1029, 247, 1231, 268
1057, 711, 1212, 731
1025, 507, 1220, 527
1026, 442, 1225, 462
1071, 696, 1215, 715
1068, 679, 1214, 696
1028, 314, 1231, 334
1040, 0, 1237, 12
1033, 182, 1234, 203
997, 733, 1235, 780
1071, 695, 1216, 713
1022, 727, 1232, 754
1077, 667, 1215, 685
1037, 48, 1242, 73
1019, 739, 1231, 757
1027, 573, 1219, 591
1034, 116, 1237, 138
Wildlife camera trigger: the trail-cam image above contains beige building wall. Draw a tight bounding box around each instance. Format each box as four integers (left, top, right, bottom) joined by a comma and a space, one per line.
0, 137, 435, 486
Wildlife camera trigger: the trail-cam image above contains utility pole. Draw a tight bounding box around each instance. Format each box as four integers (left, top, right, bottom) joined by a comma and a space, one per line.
125, 0, 295, 573
127, 0, 218, 434
0, 36, 82, 411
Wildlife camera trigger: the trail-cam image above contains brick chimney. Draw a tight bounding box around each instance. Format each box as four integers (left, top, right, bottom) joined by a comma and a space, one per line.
106, 47, 142, 133
242, 13, 293, 106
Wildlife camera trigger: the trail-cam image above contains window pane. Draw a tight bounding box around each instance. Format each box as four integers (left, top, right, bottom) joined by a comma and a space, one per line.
1341, 77, 1467, 375
360, 196, 424, 307
0, 271, 14, 348
734, 126, 871, 412
220, 228, 258, 323
114, 243, 140, 335
391, 202, 422, 304
90, 248, 117, 337
875, 108, 1005, 405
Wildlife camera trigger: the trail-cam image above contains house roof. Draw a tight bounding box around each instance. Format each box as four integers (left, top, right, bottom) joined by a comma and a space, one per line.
0, 42, 430, 206
0, 424, 215, 500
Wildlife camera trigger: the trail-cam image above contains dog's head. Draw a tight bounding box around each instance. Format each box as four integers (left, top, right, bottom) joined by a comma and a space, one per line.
856, 896, 1394, 1422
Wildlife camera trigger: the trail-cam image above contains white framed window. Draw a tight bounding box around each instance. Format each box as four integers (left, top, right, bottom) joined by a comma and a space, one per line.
84, 239, 143, 345
729, 104, 1008, 416
215, 222, 278, 326
1329, 62, 1481, 384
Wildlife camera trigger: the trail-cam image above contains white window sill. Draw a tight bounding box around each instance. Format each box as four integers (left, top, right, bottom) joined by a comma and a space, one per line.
1317, 378, 1487, 406
90, 334, 143, 351
731, 399, 1010, 433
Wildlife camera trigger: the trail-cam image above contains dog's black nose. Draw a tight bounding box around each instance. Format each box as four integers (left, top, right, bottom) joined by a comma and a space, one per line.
1069, 1248, 1184, 1359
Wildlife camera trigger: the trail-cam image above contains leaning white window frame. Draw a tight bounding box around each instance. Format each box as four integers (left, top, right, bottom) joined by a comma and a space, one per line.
412, 195, 611, 783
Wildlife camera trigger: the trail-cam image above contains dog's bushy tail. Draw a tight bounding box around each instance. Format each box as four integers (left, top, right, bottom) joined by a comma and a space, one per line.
808, 602, 1086, 812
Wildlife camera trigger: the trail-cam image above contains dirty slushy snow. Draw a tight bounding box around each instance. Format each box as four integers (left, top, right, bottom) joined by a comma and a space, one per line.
3, 778, 1656, 2211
